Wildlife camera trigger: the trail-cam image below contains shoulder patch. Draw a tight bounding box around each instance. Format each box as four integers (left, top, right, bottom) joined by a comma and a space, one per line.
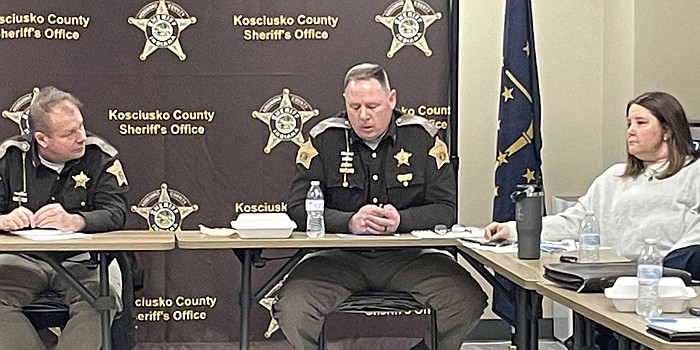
0, 138, 30, 158
86, 135, 118, 157
106, 159, 128, 186
429, 137, 450, 170
396, 114, 438, 137
310, 117, 351, 138
296, 140, 318, 169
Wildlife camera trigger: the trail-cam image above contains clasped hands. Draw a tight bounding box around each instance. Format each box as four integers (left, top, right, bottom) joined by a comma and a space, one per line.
348, 203, 400, 235
1, 204, 85, 233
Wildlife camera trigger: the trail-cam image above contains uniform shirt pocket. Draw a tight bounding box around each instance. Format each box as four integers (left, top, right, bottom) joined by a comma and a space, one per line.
386, 170, 425, 208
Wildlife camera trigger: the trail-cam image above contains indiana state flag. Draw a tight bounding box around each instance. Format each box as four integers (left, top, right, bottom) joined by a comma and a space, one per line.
493, 0, 543, 222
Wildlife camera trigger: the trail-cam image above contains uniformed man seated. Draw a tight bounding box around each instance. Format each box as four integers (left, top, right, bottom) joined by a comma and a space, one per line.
0, 86, 129, 350
273, 63, 488, 350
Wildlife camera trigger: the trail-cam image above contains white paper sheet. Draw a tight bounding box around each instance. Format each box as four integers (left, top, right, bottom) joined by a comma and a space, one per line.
647, 317, 700, 333
335, 233, 401, 238
11, 229, 90, 241
460, 240, 520, 253
410, 227, 484, 239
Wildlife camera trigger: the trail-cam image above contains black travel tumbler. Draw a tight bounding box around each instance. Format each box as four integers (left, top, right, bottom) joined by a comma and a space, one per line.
511, 184, 543, 260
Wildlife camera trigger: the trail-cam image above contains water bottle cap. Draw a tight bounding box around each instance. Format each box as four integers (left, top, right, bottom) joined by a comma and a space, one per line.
310, 180, 320, 186
644, 238, 657, 245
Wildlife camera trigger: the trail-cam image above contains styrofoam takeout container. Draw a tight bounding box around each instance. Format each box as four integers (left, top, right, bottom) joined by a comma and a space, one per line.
230, 213, 296, 239
604, 276, 696, 313
199, 224, 236, 237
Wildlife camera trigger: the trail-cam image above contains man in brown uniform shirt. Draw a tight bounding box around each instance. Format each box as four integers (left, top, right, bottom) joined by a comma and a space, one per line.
275, 63, 487, 350
0, 86, 128, 350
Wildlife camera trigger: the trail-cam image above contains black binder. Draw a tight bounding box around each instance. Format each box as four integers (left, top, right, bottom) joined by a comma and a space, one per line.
647, 326, 700, 342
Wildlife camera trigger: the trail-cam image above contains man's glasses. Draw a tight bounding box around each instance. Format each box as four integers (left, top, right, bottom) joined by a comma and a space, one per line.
433, 224, 471, 235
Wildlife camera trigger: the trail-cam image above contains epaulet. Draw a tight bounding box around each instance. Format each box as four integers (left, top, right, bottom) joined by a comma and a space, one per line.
310, 117, 351, 138
86, 135, 118, 157
0, 137, 30, 158
395, 114, 438, 137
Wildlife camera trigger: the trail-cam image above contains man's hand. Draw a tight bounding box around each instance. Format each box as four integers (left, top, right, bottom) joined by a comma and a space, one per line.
483, 222, 510, 241
34, 203, 86, 232
348, 204, 401, 235
0, 206, 36, 231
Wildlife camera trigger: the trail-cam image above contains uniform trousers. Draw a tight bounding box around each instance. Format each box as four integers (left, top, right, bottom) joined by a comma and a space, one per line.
0, 253, 122, 350
274, 249, 488, 350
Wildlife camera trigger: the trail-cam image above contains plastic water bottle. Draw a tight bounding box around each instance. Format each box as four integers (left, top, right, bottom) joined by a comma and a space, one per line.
636, 238, 663, 317
578, 211, 600, 263
305, 180, 325, 238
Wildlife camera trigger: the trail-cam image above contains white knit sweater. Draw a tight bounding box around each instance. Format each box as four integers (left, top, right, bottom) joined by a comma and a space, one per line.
507, 159, 700, 259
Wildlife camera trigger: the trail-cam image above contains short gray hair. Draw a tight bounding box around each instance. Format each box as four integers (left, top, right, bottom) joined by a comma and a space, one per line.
29, 86, 82, 134
343, 63, 391, 92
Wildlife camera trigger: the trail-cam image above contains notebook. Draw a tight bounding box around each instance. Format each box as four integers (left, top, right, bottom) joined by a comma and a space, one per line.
646, 317, 700, 342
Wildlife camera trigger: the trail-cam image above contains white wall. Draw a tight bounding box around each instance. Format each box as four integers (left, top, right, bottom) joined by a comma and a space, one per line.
602, 0, 635, 168
634, 0, 700, 122
458, 0, 610, 227
457, 0, 699, 226
457, 0, 700, 322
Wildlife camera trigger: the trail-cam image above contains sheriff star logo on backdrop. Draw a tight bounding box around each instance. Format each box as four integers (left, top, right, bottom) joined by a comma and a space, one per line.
376, 0, 442, 58
131, 183, 199, 231
2, 87, 39, 135
128, 0, 197, 61
252, 88, 319, 154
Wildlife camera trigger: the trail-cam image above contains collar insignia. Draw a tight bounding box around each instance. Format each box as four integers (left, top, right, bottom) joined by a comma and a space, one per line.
73, 171, 90, 189
107, 160, 128, 186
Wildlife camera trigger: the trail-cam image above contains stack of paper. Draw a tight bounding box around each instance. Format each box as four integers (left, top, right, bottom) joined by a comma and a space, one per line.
11, 229, 90, 241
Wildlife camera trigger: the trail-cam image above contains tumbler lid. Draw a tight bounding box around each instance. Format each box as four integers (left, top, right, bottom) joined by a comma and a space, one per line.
510, 184, 543, 202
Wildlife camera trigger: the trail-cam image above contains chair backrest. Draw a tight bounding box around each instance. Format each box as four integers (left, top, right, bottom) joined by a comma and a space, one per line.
22, 290, 70, 329
323, 290, 437, 350
335, 291, 429, 314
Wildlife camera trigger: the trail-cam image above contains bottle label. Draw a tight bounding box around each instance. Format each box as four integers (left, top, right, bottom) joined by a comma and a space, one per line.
637, 264, 663, 280
305, 199, 324, 211
579, 233, 600, 246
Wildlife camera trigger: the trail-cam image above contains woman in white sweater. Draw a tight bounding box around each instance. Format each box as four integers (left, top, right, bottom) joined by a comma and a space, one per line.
485, 91, 700, 278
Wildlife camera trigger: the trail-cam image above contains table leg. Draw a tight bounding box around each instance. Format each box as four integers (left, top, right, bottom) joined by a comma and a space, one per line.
39, 253, 115, 350
238, 249, 252, 350
99, 252, 112, 350
253, 249, 311, 301
529, 290, 539, 350
515, 289, 527, 349
515, 288, 538, 350
584, 318, 594, 347
457, 250, 539, 349
573, 312, 585, 350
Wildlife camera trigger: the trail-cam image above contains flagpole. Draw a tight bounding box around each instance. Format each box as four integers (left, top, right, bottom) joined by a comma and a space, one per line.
448, 0, 460, 202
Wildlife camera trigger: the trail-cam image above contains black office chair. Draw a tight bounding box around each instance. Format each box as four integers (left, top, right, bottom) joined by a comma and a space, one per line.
318, 290, 437, 350
21, 252, 142, 350
316, 248, 461, 350
23, 290, 70, 329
